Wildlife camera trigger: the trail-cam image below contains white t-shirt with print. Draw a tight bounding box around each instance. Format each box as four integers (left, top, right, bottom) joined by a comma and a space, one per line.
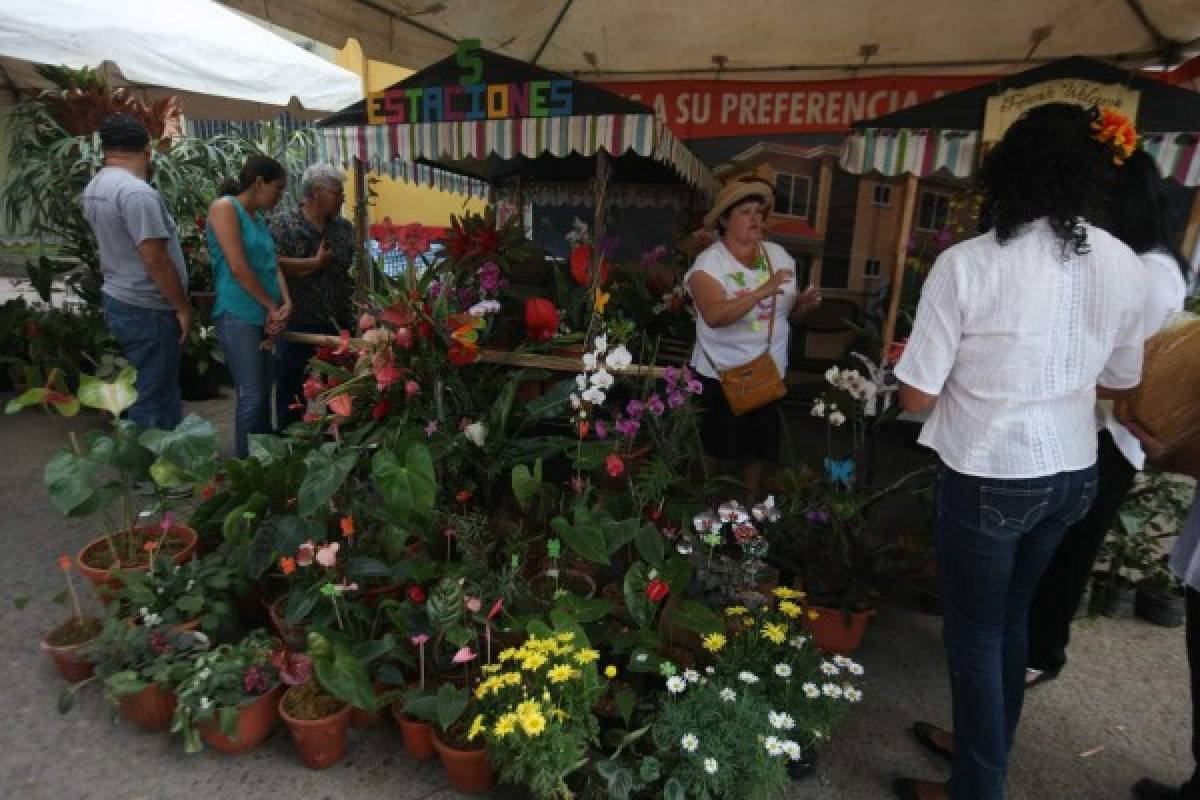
685, 240, 797, 380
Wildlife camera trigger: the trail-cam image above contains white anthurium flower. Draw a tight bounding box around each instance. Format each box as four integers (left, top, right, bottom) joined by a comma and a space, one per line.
589, 369, 614, 390
582, 352, 598, 371
605, 345, 633, 371
464, 421, 487, 447
828, 410, 846, 427
581, 387, 606, 405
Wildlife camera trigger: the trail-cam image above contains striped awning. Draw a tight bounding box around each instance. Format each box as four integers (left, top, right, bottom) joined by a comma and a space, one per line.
317, 113, 720, 197
841, 128, 1200, 186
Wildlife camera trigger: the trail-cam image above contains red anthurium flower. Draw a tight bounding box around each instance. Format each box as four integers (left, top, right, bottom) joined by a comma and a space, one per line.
394, 327, 413, 349
407, 585, 427, 604
371, 399, 390, 421
524, 297, 559, 342
374, 361, 402, 391
329, 394, 354, 417
456, 489, 472, 504
340, 516, 355, 538
605, 453, 625, 478
448, 339, 479, 365
569, 244, 609, 287
646, 578, 670, 603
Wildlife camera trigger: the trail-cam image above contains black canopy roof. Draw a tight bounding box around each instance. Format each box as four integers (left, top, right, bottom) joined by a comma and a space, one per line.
855, 57, 1200, 133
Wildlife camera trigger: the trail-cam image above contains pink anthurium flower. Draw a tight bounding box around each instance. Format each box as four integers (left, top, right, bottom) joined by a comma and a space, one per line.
409, 633, 430, 647
487, 598, 504, 621
315, 542, 339, 567
329, 394, 354, 417
465, 596, 482, 613
452, 646, 476, 664
296, 541, 315, 567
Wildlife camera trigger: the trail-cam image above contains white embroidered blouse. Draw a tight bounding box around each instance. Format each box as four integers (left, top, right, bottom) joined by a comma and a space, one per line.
895, 219, 1146, 479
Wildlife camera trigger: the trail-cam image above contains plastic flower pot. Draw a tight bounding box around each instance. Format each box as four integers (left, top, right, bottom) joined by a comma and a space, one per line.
40, 615, 101, 682
199, 684, 283, 755
1135, 581, 1186, 628
279, 686, 352, 770
433, 731, 495, 794
118, 683, 177, 731
392, 703, 437, 761
807, 606, 876, 655
1100, 579, 1138, 619
76, 525, 198, 604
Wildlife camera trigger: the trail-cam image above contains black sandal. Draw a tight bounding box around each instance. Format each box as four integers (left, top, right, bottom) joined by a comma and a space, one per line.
911, 721, 954, 762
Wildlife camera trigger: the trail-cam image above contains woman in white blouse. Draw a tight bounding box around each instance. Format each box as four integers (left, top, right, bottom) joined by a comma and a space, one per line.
892, 104, 1147, 800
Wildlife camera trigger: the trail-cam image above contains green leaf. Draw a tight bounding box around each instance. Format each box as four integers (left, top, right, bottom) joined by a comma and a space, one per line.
347, 557, 394, 579
372, 444, 436, 520
553, 514, 610, 566
313, 640, 376, 711
44, 449, 102, 517
622, 562, 655, 630
511, 458, 543, 511
298, 445, 357, 516
637, 755, 661, 783
433, 682, 469, 733
247, 434, 291, 465
606, 765, 634, 799
77, 367, 137, 416
663, 778, 686, 800
139, 414, 219, 487
664, 599, 723, 635
614, 688, 636, 726
634, 523, 665, 567
176, 595, 203, 613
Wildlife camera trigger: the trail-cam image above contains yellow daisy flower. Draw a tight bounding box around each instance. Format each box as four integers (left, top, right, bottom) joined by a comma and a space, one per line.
604, 665, 618, 679
778, 601, 803, 619
702, 632, 727, 653
762, 622, 787, 645
547, 664, 577, 684
724, 605, 749, 616
773, 587, 802, 600
518, 708, 547, 737
574, 648, 600, 664
493, 712, 517, 737
467, 713, 486, 741
521, 652, 548, 671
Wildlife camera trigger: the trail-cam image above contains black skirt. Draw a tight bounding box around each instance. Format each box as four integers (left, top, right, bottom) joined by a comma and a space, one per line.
697, 375, 782, 461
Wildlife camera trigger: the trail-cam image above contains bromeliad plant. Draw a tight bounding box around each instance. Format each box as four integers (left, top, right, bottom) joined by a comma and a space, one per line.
469, 631, 606, 798
171, 629, 281, 753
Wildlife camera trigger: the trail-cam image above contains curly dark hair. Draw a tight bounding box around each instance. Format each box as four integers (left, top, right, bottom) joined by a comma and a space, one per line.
978, 103, 1115, 257
1107, 148, 1190, 280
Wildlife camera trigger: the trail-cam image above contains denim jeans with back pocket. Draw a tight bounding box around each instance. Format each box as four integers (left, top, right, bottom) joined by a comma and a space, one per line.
214, 312, 273, 458
101, 293, 182, 431
935, 462, 1097, 800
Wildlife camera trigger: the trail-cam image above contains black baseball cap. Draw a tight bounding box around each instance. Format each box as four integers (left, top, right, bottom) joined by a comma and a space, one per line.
98, 113, 149, 150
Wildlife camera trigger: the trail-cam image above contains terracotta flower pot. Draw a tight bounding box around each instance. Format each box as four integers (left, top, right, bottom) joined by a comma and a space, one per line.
807, 606, 876, 655
40, 615, 101, 682
76, 525, 198, 604
199, 684, 283, 755
433, 731, 495, 794
279, 687, 352, 770
118, 683, 177, 731
267, 596, 308, 651
350, 680, 388, 728
392, 704, 437, 761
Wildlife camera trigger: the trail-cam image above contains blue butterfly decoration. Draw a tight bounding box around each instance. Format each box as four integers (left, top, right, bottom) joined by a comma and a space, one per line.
824, 457, 856, 490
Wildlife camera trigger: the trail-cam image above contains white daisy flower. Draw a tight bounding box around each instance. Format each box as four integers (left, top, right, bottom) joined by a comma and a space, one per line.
666, 676, 687, 694
803, 683, 821, 699
680, 733, 699, 752
764, 736, 784, 756
683, 669, 701, 683
720, 688, 737, 703
848, 662, 865, 676
774, 663, 793, 678
704, 757, 718, 775
820, 661, 840, 676
845, 688, 864, 703
783, 740, 803, 760
768, 711, 795, 730
822, 683, 843, 699
832, 656, 851, 667
790, 635, 808, 650
738, 671, 760, 685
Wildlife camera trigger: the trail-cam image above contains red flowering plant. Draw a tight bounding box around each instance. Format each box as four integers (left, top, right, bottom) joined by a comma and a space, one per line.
551, 217, 616, 339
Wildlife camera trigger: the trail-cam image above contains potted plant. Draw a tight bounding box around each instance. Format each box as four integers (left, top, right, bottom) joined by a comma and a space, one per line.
392, 632, 437, 761
1136, 556, 1187, 628
407, 682, 494, 794
111, 550, 237, 635
179, 319, 224, 402
1098, 509, 1162, 619
471, 630, 606, 798
171, 629, 284, 755
69, 616, 209, 731
6, 369, 217, 599
40, 555, 101, 682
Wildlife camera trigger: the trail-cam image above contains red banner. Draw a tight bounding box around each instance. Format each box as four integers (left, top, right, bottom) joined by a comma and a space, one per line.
598, 76, 995, 139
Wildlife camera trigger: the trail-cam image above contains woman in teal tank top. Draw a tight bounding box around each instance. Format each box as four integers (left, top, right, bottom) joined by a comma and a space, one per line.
207, 155, 292, 457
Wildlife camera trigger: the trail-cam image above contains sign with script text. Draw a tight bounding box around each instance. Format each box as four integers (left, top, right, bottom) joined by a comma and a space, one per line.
982, 79, 1140, 144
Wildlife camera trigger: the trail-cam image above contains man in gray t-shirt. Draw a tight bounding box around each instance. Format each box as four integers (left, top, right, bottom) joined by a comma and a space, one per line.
82, 114, 191, 430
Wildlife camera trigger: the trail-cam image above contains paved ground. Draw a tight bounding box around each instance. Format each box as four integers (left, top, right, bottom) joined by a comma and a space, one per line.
0, 390, 1192, 800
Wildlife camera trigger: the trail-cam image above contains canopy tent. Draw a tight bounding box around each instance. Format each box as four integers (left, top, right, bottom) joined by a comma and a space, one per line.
220, 0, 1200, 80
314, 47, 718, 198
0, 0, 362, 120
835, 56, 1200, 358
840, 57, 1200, 185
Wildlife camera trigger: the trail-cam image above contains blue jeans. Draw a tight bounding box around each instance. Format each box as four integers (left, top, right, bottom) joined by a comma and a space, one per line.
101, 294, 182, 431
215, 313, 273, 458
936, 462, 1097, 800
275, 321, 336, 432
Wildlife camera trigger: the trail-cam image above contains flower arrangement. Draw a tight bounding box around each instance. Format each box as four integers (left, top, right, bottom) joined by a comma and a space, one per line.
680, 497, 780, 604
470, 631, 605, 798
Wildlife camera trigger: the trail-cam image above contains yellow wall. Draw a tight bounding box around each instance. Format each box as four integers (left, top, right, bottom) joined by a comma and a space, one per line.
334, 39, 487, 227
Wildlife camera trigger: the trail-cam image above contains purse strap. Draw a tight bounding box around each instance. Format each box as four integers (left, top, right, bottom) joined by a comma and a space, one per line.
698, 243, 778, 373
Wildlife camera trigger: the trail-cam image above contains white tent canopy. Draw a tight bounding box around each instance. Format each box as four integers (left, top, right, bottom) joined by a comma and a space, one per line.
221, 0, 1200, 79
0, 0, 362, 120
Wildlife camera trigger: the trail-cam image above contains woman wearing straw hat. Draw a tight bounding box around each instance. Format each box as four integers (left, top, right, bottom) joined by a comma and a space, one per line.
685, 170, 822, 496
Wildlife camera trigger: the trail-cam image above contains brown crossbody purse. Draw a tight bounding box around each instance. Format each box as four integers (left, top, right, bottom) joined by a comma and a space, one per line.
699, 245, 787, 416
